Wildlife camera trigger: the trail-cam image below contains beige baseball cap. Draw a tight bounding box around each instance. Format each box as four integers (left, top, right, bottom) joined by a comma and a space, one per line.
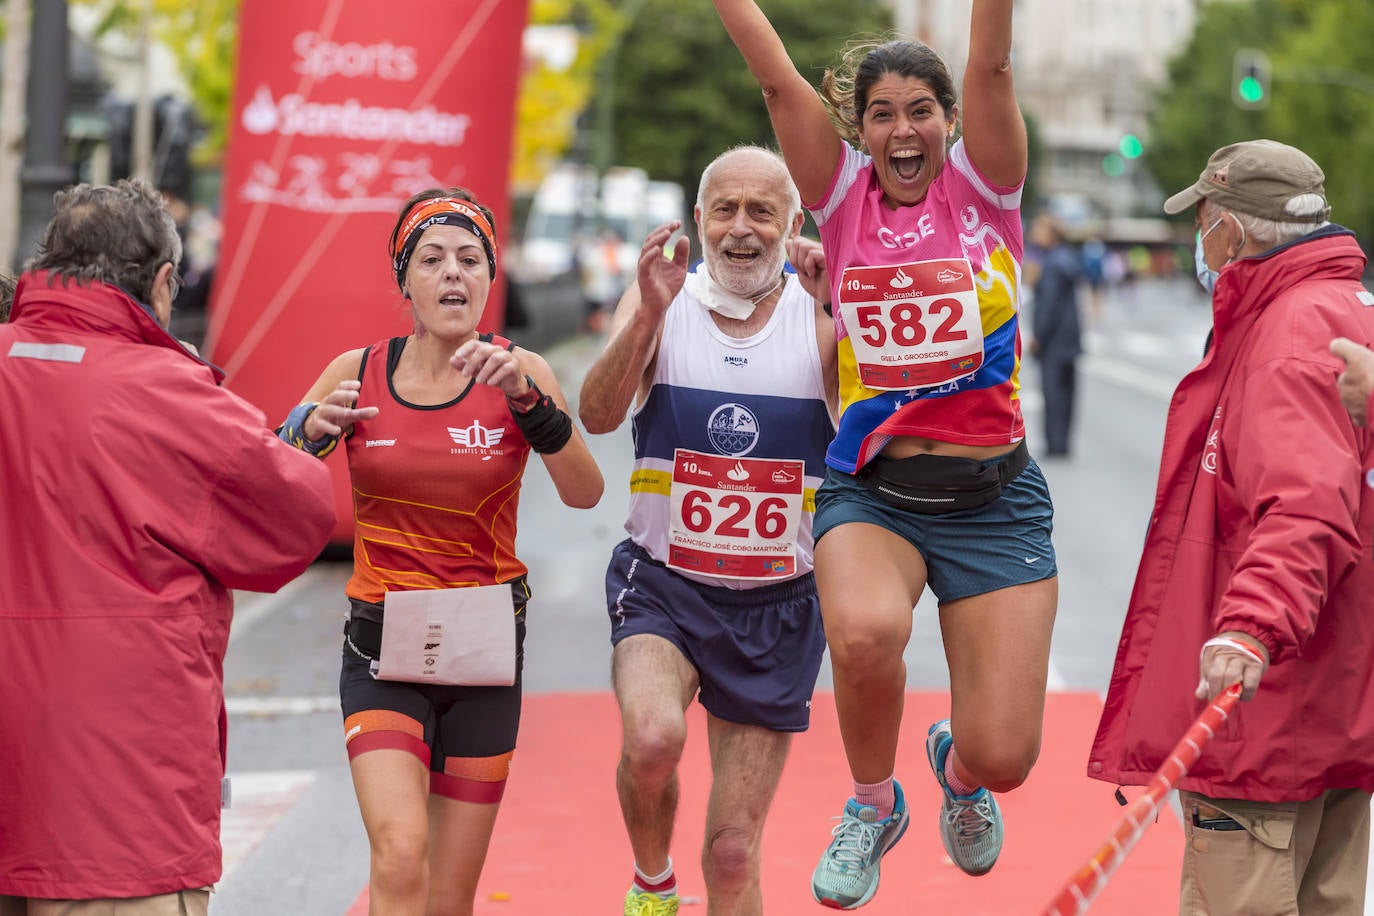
1163, 139, 1330, 223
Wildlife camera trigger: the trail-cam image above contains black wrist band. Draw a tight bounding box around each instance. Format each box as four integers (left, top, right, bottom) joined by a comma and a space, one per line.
509, 390, 573, 454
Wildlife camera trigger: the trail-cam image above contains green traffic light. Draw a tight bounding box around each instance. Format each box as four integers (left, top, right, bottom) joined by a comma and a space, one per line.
1119, 134, 1143, 159
1102, 153, 1126, 177
1238, 76, 1265, 103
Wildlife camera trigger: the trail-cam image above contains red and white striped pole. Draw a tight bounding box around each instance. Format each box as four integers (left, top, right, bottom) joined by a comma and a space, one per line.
1040, 683, 1243, 916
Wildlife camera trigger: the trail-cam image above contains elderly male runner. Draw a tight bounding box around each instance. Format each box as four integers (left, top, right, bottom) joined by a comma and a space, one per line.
580, 145, 836, 916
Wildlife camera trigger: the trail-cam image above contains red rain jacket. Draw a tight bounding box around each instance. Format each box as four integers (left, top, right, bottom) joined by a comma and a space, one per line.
1089, 227, 1374, 802
0, 273, 335, 898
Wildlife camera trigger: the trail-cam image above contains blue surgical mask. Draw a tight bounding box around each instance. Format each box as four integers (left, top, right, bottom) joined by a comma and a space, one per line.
1195, 232, 1219, 295
1194, 215, 1228, 295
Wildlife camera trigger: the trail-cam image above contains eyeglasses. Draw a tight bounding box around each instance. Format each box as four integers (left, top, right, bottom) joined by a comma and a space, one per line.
167, 263, 183, 302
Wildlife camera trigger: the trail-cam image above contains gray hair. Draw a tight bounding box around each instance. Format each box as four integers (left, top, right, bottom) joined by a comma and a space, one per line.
27, 178, 182, 304
1208, 196, 1331, 250
695, 146, 802, 223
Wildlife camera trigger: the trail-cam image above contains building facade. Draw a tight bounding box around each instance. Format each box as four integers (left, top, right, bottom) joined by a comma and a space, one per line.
890, 0, 1200, 235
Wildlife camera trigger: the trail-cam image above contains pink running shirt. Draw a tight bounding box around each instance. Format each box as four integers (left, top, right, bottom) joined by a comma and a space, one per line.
811, 139, 1026, 472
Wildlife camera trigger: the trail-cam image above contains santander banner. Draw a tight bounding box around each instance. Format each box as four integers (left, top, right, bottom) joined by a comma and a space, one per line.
206, 0, 529, 544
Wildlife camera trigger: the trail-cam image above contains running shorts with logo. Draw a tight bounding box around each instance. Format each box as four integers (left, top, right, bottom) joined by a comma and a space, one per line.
606, 539, 825, 732
813, 453, 1057, 602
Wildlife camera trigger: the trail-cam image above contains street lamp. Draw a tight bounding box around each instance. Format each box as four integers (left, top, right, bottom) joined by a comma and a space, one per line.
15, 0, 75, 267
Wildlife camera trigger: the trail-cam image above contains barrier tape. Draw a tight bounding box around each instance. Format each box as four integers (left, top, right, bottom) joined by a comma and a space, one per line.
1040, 683, 1243, 916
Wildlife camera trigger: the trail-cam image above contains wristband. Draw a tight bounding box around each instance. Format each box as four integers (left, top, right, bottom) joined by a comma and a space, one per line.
506, 375, 542, 414
507, 380, 573, 454
1200, 636, 1266, 665
277, 401, 341, 458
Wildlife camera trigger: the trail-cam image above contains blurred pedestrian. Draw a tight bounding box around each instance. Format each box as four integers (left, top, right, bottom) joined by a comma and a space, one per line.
1028, 214, 1082, 457
1089, 140, 1374, 916
715, 0, 1058, 907
279, 187, 602, 915
579, 146, 836, 916
1330, 336, 1374, 428
0, 273, 13, 322
0, 179, 336, 912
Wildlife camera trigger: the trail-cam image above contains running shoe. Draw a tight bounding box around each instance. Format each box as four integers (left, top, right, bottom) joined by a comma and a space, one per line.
926, 719, 1004, 876
810, 780, 909, 909
624, 888, 680, 915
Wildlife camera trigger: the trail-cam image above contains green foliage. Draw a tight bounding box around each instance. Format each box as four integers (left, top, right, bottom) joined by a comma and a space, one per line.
610, 0, 892, 196
1148, 0, 1374, 246
74, 0, 239, 162
514, 0, 624, 190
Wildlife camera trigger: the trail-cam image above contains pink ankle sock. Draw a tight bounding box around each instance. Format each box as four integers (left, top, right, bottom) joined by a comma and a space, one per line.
854, 776, 896, 818
943, 749, 979, 796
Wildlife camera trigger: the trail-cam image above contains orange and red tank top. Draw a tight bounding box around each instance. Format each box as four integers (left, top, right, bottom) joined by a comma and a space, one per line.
343, 334, 531, 605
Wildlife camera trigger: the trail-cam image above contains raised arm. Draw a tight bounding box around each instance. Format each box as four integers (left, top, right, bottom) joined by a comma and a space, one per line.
713, 0, 842, 204
960, 0, 1026, 188
578, 222, 688, 434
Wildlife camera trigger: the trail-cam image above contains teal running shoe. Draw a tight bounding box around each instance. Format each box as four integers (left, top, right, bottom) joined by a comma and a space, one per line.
926, 719, 1004, 876
810, 780, 909, 909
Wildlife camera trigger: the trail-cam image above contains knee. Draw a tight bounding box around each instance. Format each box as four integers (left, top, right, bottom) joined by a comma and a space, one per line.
826, 617, 906, 674
369, 825, 427, 889
620, 718, 687, 784
702, 825, 757, 890
960, 742, 1038, 793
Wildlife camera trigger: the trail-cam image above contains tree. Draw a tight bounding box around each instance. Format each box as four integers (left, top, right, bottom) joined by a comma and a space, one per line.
610, 0, 892, 198
75, 0, 238, 163
512, 0, 624, 191
1147, 0, 1374, 247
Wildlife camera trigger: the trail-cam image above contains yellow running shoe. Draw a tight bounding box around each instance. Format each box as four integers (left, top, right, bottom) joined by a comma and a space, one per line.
624, 887, 680, 915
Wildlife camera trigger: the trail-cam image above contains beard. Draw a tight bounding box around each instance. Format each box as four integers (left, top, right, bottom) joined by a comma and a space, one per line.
702, 237, 786, 299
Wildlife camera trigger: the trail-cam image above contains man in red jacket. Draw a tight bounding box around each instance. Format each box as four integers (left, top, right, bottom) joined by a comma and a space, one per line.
1089, 141, 1374, 915
0, 180, 336, 914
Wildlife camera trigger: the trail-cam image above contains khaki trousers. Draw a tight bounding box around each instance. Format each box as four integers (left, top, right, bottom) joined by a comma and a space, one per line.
0, 889, 210, 916
1179, 789, 1371, 916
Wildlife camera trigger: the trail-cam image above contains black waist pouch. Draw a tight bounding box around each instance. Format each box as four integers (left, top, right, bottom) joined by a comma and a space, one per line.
856, 440, 1029, 515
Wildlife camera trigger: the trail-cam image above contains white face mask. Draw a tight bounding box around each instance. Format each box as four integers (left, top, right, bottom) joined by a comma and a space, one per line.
684, 265, 783, 320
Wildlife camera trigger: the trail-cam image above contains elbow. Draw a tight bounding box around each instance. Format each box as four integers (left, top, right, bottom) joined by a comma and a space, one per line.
563, 480, 605, 510
578, 408, 619, 436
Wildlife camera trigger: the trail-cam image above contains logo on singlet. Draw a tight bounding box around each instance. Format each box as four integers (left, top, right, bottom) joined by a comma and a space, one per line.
706, 403, 759, 457
448, 420, 506, 455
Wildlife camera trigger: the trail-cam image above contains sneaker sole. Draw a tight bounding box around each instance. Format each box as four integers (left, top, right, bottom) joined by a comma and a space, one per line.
811, 813, 910, 910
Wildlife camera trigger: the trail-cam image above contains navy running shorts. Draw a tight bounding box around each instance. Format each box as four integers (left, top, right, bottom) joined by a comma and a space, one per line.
813, 455, 1057, 603
604, 539, 825, 732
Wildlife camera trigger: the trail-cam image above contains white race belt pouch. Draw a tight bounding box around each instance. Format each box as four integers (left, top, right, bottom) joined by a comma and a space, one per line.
375, 583, 516, 686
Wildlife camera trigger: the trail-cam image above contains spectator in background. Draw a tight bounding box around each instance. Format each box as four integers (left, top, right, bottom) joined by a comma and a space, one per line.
160, 188, 217, 351
1079, 236, 1106, 323
1089, 140, 1374, 915
1028, 214, 1083, 457
1331, 336, 1374, 428
0, 273, 14, 322
0, 179, 336, 913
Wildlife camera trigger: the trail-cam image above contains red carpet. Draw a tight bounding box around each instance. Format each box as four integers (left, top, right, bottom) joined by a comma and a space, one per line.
346, 691, 1181, 914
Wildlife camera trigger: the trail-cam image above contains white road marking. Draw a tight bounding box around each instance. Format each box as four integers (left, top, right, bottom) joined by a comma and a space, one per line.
225, 696, 338, 716
219, 770, 316, 882
1081, 353, 1180, 401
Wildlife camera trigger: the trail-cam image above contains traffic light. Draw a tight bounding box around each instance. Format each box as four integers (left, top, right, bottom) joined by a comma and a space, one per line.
1119, 134, 1144, 160
1232, 49, 1271, 110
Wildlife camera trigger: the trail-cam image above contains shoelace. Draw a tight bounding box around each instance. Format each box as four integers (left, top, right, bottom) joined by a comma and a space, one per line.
629, 894, 676, 916
944, 793, 997, 838
824, 812, 881, 871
